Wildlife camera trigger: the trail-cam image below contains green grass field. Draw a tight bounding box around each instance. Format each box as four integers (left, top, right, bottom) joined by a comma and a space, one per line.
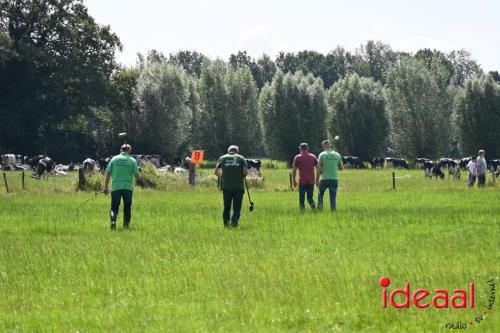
0, 169, 498, 332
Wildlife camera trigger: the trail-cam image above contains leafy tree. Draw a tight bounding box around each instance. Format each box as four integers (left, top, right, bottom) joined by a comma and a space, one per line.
327, 74, 388, 158
453, 75, 500, 157
385, 57, 454, 158
355, 40, 397, 84
197, 60, 262, 158
447, 49, 483, 86
169, 50, 206, 77
0, 0, 121, 160
134, 60, 193, 159
260, 71, 327, 163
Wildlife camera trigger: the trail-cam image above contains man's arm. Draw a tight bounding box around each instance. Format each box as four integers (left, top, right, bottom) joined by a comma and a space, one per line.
292, 166, 298, 187
103, 171, 111, 194
338, 160, 344, 170
242, 166, 248, 177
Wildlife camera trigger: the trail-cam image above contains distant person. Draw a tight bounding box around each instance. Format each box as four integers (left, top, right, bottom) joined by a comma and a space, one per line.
466, 156, 477, 188
317, 140, 344, 211
476, 150, 487, 188
103, 144, 140, 230
215, 145, 248, 228
292, 143, 318, 211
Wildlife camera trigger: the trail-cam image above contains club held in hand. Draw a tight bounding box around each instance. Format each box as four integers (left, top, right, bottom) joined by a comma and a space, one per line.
244, 179, 254, 212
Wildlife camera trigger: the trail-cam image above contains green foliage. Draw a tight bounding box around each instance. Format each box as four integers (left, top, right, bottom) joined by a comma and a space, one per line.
136, 162, 159, 188
327, 74, 388, 158
260, 71, 328, 163
453, 75, 500, 156
385, 57, 454, 158
0, 0, 121, 159
76, 172, 104, 192
134, 60, 193, 159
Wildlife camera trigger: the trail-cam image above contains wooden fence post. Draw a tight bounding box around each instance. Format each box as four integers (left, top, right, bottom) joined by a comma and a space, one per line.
3, 172, 9, 193
392, 172, 396, 190
22, 171, 25, 190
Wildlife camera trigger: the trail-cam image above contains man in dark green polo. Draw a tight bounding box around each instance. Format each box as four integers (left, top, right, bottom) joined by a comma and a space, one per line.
103, 144, 140, 230
215, 145, 248, 228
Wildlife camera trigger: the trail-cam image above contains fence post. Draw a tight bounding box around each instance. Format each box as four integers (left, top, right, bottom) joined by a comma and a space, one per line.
3, 172, 9, 193
22, 171, 25, 190
392, 172, 396, 190
289, 172, 293, 190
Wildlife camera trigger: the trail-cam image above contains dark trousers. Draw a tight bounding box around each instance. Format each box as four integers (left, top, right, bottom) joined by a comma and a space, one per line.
298, 184, 315, 210
110, 190, 133, 226
318, 179, 339, 211
223, 190, 244, 226
478, 174, 486, 187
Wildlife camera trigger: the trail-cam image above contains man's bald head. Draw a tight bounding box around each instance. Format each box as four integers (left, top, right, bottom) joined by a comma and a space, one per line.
121, 144, 132, 153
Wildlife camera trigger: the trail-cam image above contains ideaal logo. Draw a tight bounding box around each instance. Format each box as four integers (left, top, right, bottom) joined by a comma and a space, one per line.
379, 277, 496, 329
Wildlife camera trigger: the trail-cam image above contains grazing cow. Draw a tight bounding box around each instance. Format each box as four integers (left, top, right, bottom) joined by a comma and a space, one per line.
33, 156, 54, 179
1, 154, 17, 170
371, 157, 384, 169
384, 157, 409, 170
437, 158, 457, 169
132, 155, 162, 168
82, 158, 96, 172
448, 165, 461, 180
459, 157, 471, 170
487, 159, 500, 172
98, 157, 111, 172
415, 158, 430, 169
342, 156, 366, 169
245, 159, 262, 171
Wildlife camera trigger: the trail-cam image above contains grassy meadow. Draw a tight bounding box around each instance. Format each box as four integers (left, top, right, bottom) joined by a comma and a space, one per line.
0, 167, 498, 332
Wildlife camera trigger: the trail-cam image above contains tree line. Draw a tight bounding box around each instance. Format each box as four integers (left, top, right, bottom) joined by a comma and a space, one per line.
1, 0, 499, 163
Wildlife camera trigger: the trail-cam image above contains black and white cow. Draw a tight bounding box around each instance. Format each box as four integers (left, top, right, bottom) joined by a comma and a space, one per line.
82, 158, 96, 172
424, 161, 444, 179
487, 159, 500, 172
246, 159, 262, 172
32, 156, 54, 179
459, 157, 472, 170
384, 157, 410, 170
342, 156, 366, 169
415, 158, 430, 169
371, 157, 384, 169
98, 157, 111, 172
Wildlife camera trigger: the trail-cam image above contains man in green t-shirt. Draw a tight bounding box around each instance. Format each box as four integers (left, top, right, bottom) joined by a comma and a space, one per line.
215, 145, 248, 228
316, 139, 344, 211
104, 144, 140, 230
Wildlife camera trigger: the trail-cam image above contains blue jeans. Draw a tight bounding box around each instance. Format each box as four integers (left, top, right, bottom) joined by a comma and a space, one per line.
223, 190, 244, 226
298, 184, 315, 210
318, 179, 338, 211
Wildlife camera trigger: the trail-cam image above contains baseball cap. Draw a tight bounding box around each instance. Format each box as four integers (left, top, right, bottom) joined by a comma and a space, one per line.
299, 143, 309, 150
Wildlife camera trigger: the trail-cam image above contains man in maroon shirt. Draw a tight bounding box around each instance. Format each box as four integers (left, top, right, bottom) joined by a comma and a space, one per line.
292, 143, 319, 211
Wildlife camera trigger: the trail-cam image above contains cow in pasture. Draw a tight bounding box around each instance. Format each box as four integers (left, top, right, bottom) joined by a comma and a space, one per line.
423, 161, 444, 179
342, 156, 366, 169
437, 158, 456, 169
448, 165, 461, 180
245, 159, 262, 171
1, 154, 17, 170
415, 158, 430, 169
32, 156, 54, 179
371, 157, 384, 169
132, 155, 162, 168
98, 157, 111, 172
487, 159, 500, 172
384, 157, 410, 169
459, 157, 471, 170
82, 158, 96, 172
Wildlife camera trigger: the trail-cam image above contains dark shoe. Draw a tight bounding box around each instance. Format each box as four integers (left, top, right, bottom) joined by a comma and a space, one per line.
231, 222, 239, 228
111, 222, 116, 230
123, 223, 130, 229
224, 221, 230, 228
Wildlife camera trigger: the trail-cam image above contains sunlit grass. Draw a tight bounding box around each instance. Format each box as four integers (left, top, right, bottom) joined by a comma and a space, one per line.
0, 169, 498, 332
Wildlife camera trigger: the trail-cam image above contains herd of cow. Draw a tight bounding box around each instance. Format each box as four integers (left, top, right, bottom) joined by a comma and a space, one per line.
0, 153, 264, 178
342, 155, 500, 179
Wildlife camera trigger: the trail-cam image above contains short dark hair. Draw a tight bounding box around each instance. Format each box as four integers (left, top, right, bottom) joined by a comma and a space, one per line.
322, 140, 330, 145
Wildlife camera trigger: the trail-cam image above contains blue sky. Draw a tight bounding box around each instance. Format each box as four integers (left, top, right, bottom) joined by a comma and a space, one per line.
85, 0, 499, 71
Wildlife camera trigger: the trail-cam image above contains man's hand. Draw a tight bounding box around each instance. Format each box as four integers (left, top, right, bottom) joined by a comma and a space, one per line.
315, 179, 320, 188
293, 180, 298, 188
103, 188, 109, 195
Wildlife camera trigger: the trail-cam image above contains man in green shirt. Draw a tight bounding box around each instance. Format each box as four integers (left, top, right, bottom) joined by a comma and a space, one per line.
215, 145, 248, 228
104, 144, 140, 230
317, 139, 344, 211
